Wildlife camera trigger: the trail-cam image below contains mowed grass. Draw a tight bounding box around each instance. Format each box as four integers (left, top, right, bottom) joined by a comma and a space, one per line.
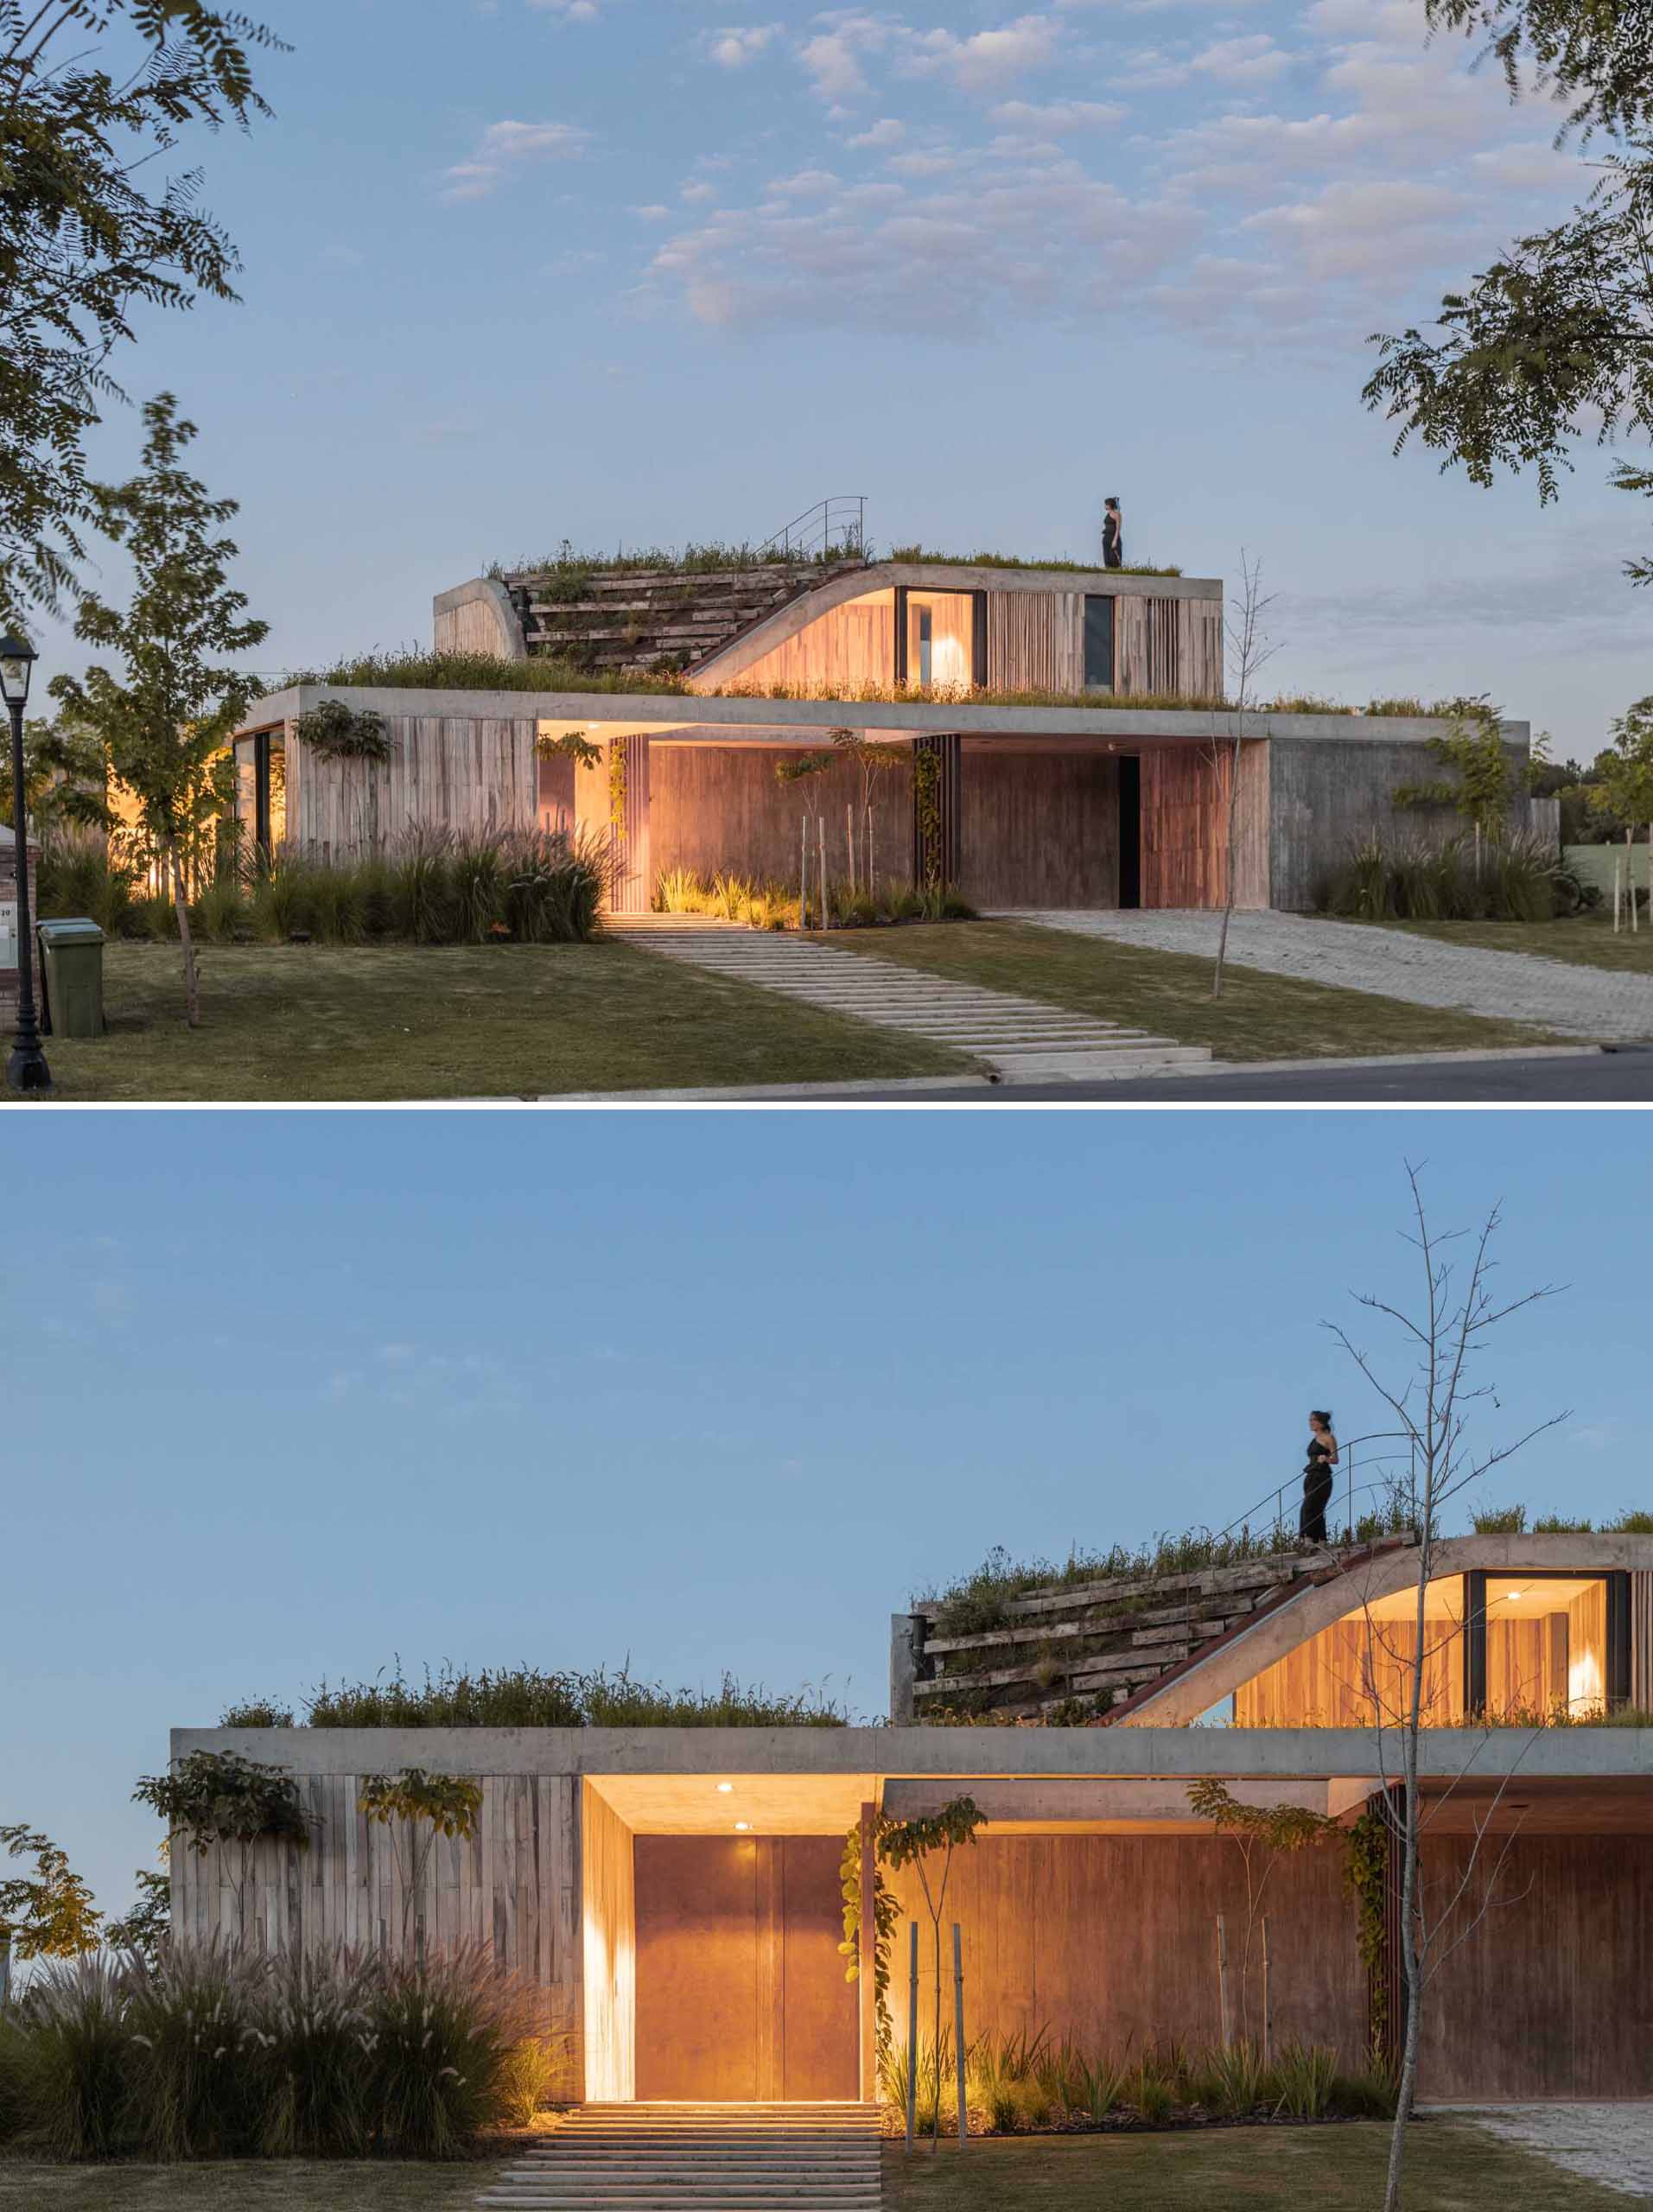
13, 941, 972, 1103
0, 2163, 483, 2210
826, 920, 1558, 1062
1384, 912, 1653, 975
881, 2123, 1626, 2212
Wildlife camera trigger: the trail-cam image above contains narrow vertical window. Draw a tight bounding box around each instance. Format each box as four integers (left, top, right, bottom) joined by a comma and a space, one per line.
1084, 595, 1115, 691
918, 604, 933, 688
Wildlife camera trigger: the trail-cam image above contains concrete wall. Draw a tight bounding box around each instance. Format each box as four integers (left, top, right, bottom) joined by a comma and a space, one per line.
433, 578, 528, 662
1268, 732, 1530, 912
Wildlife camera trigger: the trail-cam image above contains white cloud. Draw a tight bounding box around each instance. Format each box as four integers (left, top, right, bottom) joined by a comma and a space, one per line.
990, 98, 1125, 130
798, 14, 892, 99
631, 203, 671, 219
849, 115, 906, 147
709, 22, 778, 68
906, 14, 1057, 92
1192, 33, 1290, 81
769, 167, 842, 195
442, 118, 591, 200
887, 148, 957, 175
530, 0, 601, 18
680, 179, 719, 201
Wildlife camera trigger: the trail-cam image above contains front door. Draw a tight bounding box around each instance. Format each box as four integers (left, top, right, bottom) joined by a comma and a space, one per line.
633, 1835, 858, 2101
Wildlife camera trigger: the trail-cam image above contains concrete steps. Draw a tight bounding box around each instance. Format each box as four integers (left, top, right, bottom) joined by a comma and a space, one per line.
609, 917, 1210, 1081
480, 2103, 883, 2212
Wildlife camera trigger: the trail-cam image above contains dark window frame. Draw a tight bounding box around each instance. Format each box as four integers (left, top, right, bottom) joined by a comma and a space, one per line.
1463, 1567, 1630, 1715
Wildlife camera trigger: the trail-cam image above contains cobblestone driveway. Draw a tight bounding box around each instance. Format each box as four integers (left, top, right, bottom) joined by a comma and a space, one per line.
1449, 2106, 1653, 2197
1003, 911, 1653, 1043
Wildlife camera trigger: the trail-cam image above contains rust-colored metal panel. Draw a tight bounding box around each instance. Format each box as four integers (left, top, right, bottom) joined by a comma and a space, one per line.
634, 1836, 857, 2101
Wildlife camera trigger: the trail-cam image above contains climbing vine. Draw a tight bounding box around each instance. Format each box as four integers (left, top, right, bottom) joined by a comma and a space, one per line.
912, 744, 943, 889
838, 1815, 900, 2060
1344, 1807, 1392, 2063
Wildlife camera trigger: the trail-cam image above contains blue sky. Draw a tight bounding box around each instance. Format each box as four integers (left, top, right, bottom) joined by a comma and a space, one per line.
3, 1108, 1650, 1921
24, 0, 1650, 761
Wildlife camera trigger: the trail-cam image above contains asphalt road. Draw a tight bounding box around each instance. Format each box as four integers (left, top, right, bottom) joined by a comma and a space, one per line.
855, 1048, 1653, 1104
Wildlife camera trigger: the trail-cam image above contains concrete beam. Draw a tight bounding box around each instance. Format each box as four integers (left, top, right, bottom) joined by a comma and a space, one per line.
880, 1777, 1369, 1823
169, 1721, 1653, 1783
233, 683, 1531, 753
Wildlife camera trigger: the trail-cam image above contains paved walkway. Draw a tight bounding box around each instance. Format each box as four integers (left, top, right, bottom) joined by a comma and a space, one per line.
1447, 2105, 1653, 2197
1000, 910, 1653, 1043
609, 916, 1211, 1080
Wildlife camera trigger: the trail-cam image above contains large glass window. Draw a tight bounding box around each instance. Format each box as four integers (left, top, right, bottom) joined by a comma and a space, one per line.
1484, 1576, 1610, 1717
1234, 1578, 1466, 1728
902, 591, 975, 690
232, 729, 286, 861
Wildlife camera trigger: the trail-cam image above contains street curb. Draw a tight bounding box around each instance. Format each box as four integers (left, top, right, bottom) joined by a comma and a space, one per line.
538, 1074, 998, 1102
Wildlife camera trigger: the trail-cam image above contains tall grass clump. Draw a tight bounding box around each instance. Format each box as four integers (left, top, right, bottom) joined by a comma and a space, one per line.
291, 1661, 851, 1730
124, 1939, 264, 2160
36, 829, 142, 938
1319, 830, 1582, 924
232, 830, 609, 946
3, 1955, 130, 2160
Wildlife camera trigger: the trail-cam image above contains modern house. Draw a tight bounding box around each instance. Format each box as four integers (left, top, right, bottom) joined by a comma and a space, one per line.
169, 1529, 1653, 2109
230, 547, 1534, 915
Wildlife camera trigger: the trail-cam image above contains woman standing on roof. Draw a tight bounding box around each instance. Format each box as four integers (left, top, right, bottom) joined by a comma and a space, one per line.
1300, 1410, 1338, 1543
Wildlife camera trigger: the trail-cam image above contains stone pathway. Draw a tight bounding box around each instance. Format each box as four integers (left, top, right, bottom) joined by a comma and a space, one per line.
1000, 910, 1653, 1043
479, 2102, 882, 2212
1446, 2105, 1653, 2198
609, 915, 1211, 1081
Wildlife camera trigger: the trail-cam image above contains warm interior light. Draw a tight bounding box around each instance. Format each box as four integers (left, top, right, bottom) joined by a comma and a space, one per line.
715, 1783, 734, 1793
734, 1820, 751, 1832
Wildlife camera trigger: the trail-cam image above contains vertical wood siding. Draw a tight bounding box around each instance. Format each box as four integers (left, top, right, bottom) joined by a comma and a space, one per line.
959, 744, 1120, 907
986, 592, 1084, 692
289, 716, 538, 854
574, 735, 652, 916
650, 747, 914, 891
724, 593, 896, 693
1115, 598, 1223, 699
1634, 1573, 1653, 1709
582, 1786, 636, 2102
1141, 742, 1268, 910
168, 1772, 586, 2098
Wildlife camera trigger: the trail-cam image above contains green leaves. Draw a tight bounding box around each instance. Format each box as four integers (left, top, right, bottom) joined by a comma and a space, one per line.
877, 1795, 986, 1872
293, 700, 391, 764
1, 3, 284, 619
133, 1750, 310, 1857
357, 1769, 483, 1844
1586, 696, 1653, 829
1187, 1779, 1341, 1854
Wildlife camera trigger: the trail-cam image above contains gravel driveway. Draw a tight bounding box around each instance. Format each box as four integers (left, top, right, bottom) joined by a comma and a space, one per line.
1003, 911, 1653, 1043
1449, 2106, 1653, 2197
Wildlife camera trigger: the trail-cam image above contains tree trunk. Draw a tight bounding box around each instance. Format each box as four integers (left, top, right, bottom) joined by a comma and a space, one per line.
1383, 1530, 1431, 2212
167, 836, 201, 1027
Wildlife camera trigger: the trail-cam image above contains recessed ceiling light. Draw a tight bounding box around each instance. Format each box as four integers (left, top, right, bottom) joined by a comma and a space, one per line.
715, 1783, 734, 1794
734, 1821, 751, 1832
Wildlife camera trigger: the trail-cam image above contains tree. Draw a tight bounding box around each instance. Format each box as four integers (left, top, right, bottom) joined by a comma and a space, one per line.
0, 1, 284, 620
1211, 552, 1279, 998
105, 1862, 172, 1970
878, 1795, 985, 2150
1391, 701, 1538, 874
49, 392, 269, 1024
132, 1748, 310, 1947
356, 1768, 483, 1959
830, 727, 905, 893
0, 1823, 102, 2000
0, 710, 111, 835
775, 749, 836, 925
1186, 1781, 1340, 2053
1324, 1166, 1564, 2212
1584, 696, 1653, 906
1363, 6, 1653, 583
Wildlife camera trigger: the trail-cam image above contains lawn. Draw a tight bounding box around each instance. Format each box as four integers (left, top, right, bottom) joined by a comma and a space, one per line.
826, 921, 1557, 1062
881, 2122, 1624, 2211
1384, 912, 1653, 974
0, 2162, 482, 2209
10, 941, 971, 1103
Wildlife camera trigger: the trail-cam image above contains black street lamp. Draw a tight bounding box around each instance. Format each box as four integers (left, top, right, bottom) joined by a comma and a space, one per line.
0, 635, 52, 1095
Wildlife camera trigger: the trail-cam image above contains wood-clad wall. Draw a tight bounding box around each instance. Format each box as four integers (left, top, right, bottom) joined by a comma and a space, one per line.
725, 593, 896, 694
575, 734, 652, 915
633, 1837, 858, 2101
959, 743, 1119, 907
1634, 1572, 1653, 1708
582, 1785, 636, 2103
881, 1838, 1364, 2061
1141, 743, 1268, 909
1415, 1835, 1653, 2100
651, 747, 913, 890
289, 715, 538, 854
987, 592, 1084, 692
1116, 599, 1224, 700
1236, 1615, 1465, 1729
168, 1772, 585, 2094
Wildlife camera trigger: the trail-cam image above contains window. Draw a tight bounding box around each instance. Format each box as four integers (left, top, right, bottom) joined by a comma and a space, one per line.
233, 729, 285, 860
900, 590, 978, 689
1481, 1576, 1614, 1718
1084, 595, 1115, 691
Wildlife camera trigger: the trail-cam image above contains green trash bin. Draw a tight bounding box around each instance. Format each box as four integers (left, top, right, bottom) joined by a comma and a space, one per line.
37, 917, 105, 1039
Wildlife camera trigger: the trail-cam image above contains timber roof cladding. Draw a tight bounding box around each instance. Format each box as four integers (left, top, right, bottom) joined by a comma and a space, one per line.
501, 558, 870, 676
912, 1541, 1417, 1723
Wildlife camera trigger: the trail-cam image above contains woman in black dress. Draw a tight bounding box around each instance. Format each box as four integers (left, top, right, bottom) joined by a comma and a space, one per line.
1300, 1410, 1338, 1541
1102, 496, 1123, 569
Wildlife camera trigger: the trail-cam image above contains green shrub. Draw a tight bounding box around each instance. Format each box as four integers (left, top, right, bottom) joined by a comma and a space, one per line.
192, 875, 251, 943
1472, 1503, 1527, 1535
36, 830, 142, 938
219, 1698, 296, 1728
1610, 1510, 1653, 1534
1269, 2038, 1338, 2120
287, 1661, 849, 1730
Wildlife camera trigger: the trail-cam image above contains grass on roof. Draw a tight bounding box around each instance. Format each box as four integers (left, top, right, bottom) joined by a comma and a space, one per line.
220, 1662, 854, 1730
885, 545, 1185, 577
492, 541, 861, 578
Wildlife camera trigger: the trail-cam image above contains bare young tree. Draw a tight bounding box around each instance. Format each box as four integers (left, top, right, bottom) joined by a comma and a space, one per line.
1324, 1166, 1566, 2212
1211, 552, 1281, 998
